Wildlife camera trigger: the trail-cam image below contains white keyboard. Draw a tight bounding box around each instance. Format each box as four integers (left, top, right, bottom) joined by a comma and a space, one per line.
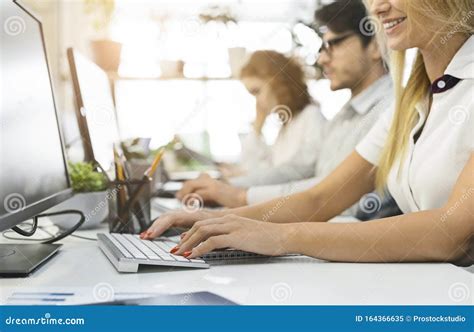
98, 232, 280, 273
97, 233, 209, 272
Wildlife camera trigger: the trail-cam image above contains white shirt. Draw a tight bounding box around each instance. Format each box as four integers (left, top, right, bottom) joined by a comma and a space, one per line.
356, 36, 474, 213
232, 75, 393, 214
239, 103, 325, 171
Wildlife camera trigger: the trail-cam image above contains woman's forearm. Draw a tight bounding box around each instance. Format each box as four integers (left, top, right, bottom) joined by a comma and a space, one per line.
285, 209, 473, 265
216, 189, 323, 222
214, 152, 376, 223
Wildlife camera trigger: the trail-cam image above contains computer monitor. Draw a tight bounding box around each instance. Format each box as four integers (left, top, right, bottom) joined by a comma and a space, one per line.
67, 48, 121, 170
0, 0, 73, 275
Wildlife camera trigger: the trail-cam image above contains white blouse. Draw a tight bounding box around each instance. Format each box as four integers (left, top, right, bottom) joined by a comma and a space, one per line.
356, 35, 474, 213
239, 103, 325, 172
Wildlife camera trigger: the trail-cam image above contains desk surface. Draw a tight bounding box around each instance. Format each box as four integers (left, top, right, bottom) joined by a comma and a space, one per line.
1, 222, 472, 305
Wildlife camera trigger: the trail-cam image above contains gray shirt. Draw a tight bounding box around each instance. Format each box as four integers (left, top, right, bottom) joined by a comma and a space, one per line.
231, 75, 393, 215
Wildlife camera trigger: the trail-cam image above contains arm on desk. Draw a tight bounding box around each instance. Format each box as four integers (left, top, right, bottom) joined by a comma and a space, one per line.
169, 155, 474, 266
230, 154, 316, 188
230, 151, 375, 222
144, 152, 373, 238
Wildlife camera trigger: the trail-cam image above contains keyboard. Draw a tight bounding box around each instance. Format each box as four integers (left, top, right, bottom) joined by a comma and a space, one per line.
97, 233, 269, 273
97, 233, 208, 272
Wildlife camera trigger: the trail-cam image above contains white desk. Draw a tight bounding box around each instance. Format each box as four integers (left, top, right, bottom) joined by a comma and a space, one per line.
1, 222, 472, 305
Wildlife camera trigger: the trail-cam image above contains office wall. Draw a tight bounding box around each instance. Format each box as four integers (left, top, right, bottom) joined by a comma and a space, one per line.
17, 0, 351, 162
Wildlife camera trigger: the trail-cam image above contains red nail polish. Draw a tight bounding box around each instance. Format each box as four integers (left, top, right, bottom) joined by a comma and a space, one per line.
170, 246, 179, 254
183, 251, 192, 257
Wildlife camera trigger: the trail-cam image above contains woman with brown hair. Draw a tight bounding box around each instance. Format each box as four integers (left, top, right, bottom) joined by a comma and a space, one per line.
235, 50, 324, 174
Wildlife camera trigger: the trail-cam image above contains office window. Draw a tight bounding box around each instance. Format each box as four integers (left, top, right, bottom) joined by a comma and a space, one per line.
115, 79, 256, 161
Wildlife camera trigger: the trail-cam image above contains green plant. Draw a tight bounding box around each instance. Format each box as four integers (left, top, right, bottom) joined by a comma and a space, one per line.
199, 6, 237, 25
69, 162, 108, 193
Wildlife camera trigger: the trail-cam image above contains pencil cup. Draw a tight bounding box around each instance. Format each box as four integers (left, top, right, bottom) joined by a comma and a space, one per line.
107, 179, 152, 234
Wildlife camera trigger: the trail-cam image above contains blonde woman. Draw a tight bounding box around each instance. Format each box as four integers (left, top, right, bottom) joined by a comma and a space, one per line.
143, 0, 474, 266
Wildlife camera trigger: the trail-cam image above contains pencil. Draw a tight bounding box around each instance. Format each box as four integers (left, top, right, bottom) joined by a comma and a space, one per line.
113, 145, 129, 231
144, 147, 165, 178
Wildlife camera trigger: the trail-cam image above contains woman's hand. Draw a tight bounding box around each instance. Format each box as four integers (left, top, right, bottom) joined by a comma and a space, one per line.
140, 209, 217, 240
254, 84, 278, 134
171, 214, 293, 259
253, 104, 267, 134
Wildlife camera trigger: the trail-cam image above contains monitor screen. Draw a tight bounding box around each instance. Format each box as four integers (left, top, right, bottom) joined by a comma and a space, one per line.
68, 49, 121, 170
0, 1, 71, 228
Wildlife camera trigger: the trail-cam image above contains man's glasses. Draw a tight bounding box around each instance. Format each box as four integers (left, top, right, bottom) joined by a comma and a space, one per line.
318, 33, 356, 56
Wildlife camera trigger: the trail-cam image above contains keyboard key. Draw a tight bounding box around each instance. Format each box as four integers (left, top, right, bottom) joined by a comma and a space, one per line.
170, 253, 190, 262
112, 234, 147, 259
189, 259, 204, 263
150, 241, 189, 262
124, 234, 160, 259
148, 241, 168, 255
103, 233, 132, 258
157, 240, 177, 251
142, 240, 174, 261
146, 241, 176, 261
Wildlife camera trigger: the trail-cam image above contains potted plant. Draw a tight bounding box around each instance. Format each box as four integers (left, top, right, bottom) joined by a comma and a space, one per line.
49, 162, 109, 230
199, 6, 246, 78
83, 0, 122, 72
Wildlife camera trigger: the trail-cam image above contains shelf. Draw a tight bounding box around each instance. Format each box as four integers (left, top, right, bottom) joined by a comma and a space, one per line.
108, 73, 238, 81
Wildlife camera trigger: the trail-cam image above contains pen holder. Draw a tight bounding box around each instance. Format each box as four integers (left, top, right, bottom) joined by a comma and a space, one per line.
107, 179, 152, 234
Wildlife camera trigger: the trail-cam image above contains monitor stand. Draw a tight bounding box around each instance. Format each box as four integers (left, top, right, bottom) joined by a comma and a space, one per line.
0, 244, 61, 277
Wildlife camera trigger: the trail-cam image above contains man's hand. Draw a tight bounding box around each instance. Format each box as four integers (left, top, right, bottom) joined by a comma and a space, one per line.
176, 174, 248, 208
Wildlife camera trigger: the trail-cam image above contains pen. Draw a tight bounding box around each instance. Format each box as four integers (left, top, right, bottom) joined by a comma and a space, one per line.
144, 147, 165, 178
114, 145, 130, 232
128, 148, 164, 232
118, 146, 167, 233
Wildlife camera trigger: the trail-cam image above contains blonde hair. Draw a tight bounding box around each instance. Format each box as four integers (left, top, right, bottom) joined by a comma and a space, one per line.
373, 0, 474, 190
240, 50, 310, 117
